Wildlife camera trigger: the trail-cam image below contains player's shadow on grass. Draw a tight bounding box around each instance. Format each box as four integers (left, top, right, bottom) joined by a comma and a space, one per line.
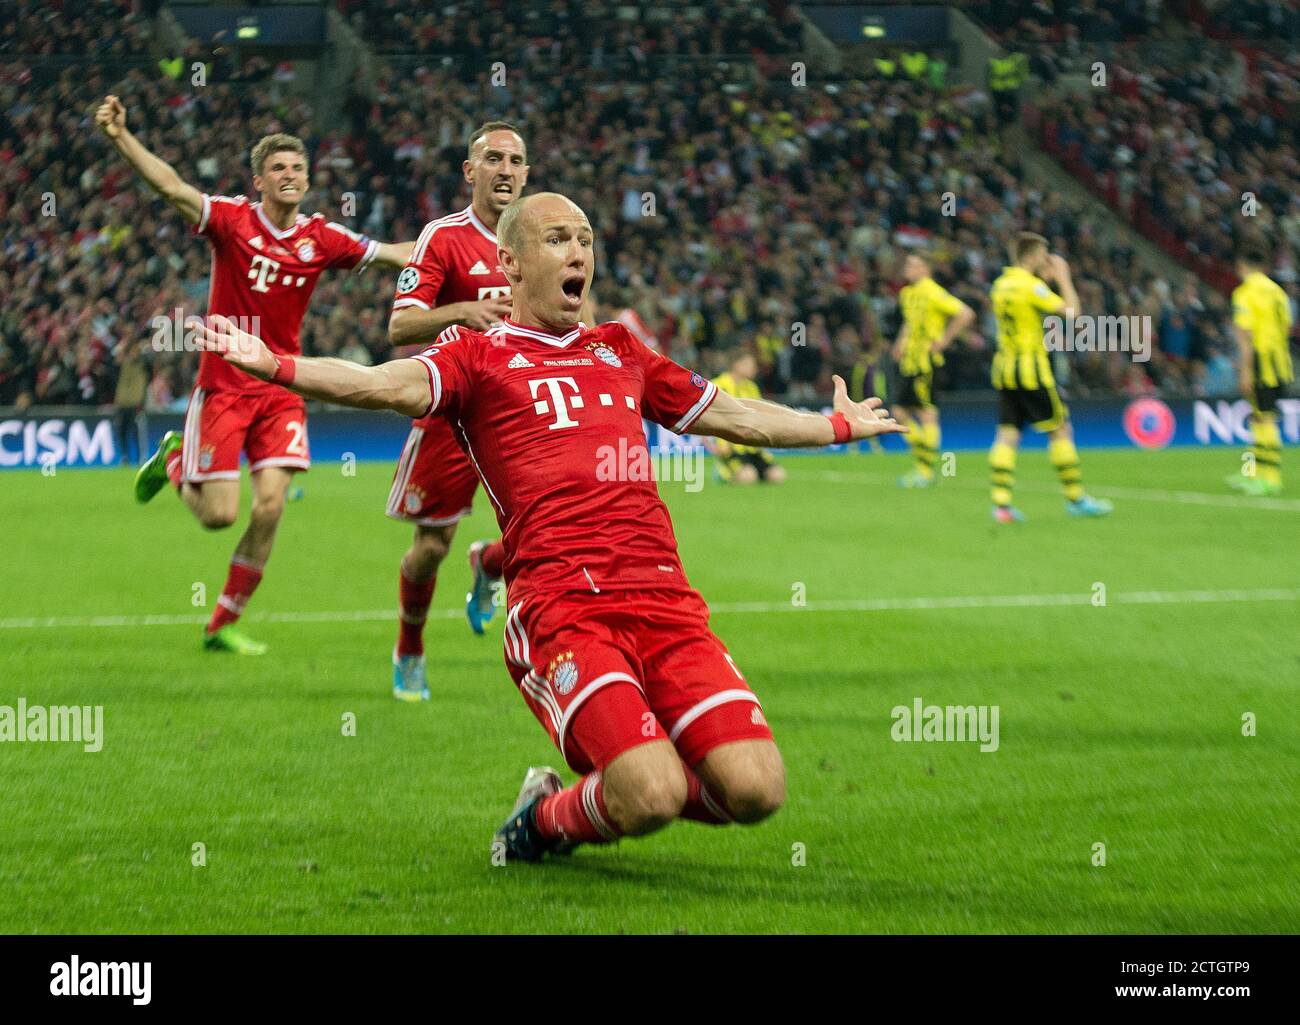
506, 846, 852, 903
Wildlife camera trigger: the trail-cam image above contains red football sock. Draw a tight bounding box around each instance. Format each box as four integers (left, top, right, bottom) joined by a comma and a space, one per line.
680, 764, 732, 825
396, 566, 435, 657
166, 448, 183, 491
480, 539, 505, 578
206, 556, 263, 634
534, 773, 621, 845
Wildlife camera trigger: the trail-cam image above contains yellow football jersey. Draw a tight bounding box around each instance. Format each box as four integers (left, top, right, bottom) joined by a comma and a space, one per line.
899, 276, 963, 375
1233, 271, 1294, 388
712, 371, 762, 455
989, 265, 1065, 390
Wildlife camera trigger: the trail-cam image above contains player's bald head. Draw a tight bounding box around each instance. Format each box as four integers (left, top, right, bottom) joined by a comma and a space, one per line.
498, 193, 591, 253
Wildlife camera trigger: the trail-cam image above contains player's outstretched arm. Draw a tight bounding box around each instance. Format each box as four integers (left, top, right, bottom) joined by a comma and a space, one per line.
193, 315, 432, 418
94, 95, 204, 226
389, 295, 513, 347
371, 241, 416, 268
693, 375, 906, 447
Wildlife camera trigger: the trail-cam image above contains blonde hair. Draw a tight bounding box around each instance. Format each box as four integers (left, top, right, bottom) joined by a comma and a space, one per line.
250, 133, 307, 176
1011, 231, 1048, 264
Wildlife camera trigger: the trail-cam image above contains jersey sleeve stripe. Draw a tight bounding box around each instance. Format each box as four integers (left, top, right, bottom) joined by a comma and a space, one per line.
355, 237, 378, 273
411, 354, 442, 416
409, 220, 436, 266
196, 194, 212, 234
392, 297, 430, 310
673, 380, 718, 433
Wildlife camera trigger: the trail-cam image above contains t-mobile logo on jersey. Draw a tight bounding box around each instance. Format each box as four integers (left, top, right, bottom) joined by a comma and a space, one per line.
529, 376, 584, 430
247, 253, 307, 293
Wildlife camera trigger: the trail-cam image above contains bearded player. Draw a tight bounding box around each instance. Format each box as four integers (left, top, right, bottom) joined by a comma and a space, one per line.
385, 122, 523, 701
96, 94, 413, 654
195, 192, 905, 860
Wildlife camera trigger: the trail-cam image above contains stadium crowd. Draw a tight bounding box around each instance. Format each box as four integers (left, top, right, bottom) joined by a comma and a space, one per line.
0, 0, 155, 58
337, 0, 805, 59
1031, 50, 1299, 309
0, 1, 1279, 418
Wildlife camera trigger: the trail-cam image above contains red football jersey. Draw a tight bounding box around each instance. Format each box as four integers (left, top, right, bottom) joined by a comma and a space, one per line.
195, 194, 375, 393
411, 318, 719, 597
392, 205, 510, 428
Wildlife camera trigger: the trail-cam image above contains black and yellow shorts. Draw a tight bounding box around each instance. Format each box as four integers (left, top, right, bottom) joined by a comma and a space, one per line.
997, 384, 1067, 432
718, 448, 779, 482
1250, 352, 1293, 414
896, 370, 934, 410
1248, 384, 1285, 416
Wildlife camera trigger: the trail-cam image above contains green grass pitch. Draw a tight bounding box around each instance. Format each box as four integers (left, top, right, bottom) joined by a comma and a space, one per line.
1, 447, 1296, 934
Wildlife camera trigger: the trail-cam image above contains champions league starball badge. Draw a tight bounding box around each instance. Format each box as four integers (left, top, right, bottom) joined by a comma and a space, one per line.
396, 267, 419, 294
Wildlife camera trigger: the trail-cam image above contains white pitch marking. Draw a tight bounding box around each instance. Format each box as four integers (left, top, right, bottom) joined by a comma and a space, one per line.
802, 469, 1300, 512
3, 589, 1296, 629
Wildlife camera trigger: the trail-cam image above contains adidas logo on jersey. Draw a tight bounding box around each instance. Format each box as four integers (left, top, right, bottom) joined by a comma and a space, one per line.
507, 353, 534, 369
469, 260, 491, 275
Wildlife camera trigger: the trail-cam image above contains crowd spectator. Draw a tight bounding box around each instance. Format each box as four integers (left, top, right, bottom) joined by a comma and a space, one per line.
1, 1, 1271, 415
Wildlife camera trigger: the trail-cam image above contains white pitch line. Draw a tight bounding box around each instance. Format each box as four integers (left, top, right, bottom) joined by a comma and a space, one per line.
801, 469, 1300, 512
2, 589, 1296, 630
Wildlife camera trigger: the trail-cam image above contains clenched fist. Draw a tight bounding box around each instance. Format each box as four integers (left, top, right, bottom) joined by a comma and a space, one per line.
95, 95, 126, 139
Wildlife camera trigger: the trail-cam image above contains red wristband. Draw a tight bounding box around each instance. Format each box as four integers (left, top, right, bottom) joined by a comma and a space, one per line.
827, 411, 852, 444
270, 353, 296, 386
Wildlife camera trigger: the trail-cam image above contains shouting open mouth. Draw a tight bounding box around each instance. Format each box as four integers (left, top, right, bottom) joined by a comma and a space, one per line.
559, 271, 586, 310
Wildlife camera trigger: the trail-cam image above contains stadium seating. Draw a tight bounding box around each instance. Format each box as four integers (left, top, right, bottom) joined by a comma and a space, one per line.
1, 1, 1287, 412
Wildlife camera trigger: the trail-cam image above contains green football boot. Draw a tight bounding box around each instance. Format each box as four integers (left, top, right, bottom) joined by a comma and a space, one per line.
134, 430, 183, 504
203, 625, 268, 656
1234, 477, 1282, 497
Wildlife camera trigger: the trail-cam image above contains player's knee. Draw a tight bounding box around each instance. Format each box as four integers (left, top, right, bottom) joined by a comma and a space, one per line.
625, 778, 687, 834
251, 495, 285, 525
608, 765, 687, 835
722, 773, 786, 824
198, 505, 238, 530
735, 465, 759, 485
766, 465, 786, 485
412, 530, 451, 571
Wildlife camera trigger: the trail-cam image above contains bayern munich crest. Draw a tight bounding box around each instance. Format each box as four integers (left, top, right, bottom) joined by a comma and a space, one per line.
296, 239, 315, 261
547, 650, 580, 695
588, 343, 622, 368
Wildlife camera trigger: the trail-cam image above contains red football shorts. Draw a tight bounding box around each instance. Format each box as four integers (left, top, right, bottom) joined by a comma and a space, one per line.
386, 417, 479, 526
503, 587, 774, 774
182, 387, 309, 483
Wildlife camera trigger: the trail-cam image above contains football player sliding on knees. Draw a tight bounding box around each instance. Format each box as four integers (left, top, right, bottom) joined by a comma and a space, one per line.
196, 192, 904, 862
